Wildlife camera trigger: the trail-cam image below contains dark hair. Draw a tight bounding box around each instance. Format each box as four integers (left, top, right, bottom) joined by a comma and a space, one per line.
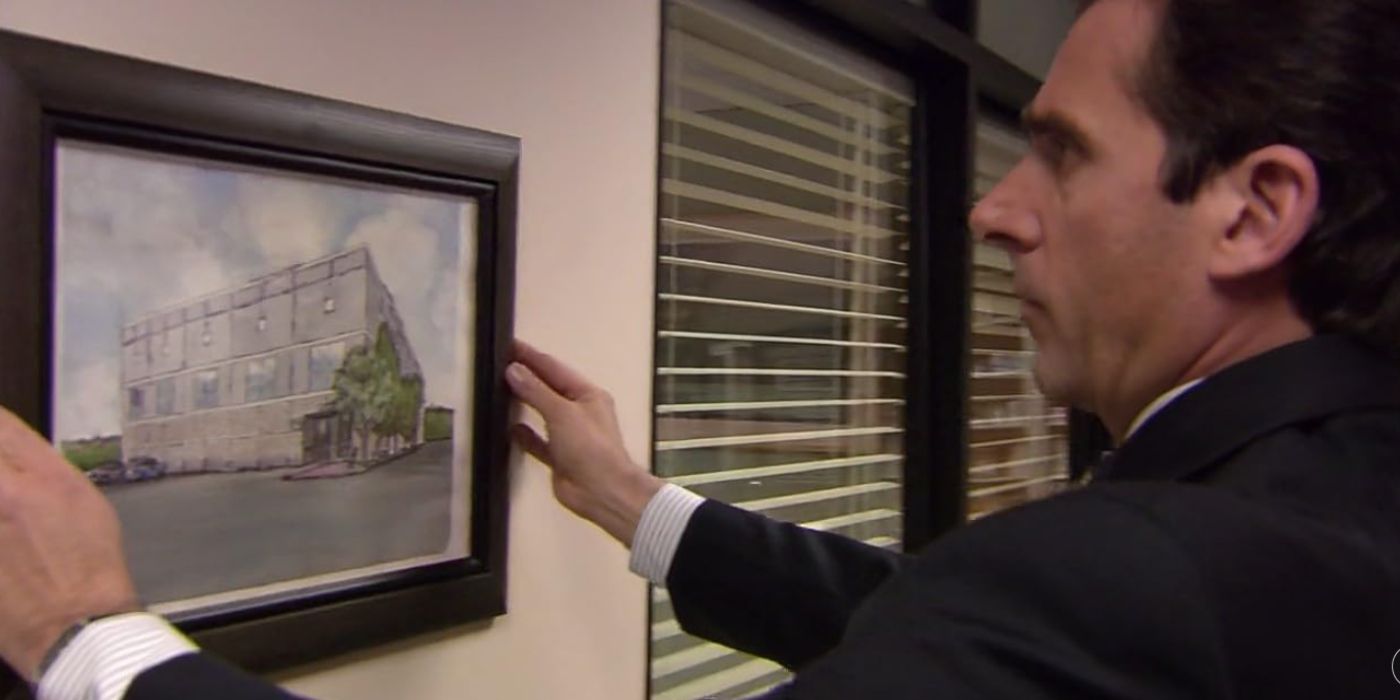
1097, 0, 1400, 354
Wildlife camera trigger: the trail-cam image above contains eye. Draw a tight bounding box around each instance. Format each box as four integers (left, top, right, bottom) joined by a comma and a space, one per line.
1034, 133, 1071, 167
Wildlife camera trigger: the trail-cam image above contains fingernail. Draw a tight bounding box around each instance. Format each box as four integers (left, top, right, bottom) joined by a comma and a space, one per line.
506, 363, 527, 384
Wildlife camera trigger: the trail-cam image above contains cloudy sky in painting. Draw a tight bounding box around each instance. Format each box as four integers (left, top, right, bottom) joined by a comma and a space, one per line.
53, 141, 471, 441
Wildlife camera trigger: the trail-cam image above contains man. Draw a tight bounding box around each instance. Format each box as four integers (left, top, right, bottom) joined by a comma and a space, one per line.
4, 0, 1400, 696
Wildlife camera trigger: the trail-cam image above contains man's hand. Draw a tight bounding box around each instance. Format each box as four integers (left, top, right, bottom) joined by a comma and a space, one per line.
0, 407, 139, 682
506, 341, 663, 546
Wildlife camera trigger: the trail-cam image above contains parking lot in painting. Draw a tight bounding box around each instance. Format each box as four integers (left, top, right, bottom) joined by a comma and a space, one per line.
105, 439, 455, 606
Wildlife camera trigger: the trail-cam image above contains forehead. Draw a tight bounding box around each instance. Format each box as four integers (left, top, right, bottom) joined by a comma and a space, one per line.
1029, 0, 1162, 136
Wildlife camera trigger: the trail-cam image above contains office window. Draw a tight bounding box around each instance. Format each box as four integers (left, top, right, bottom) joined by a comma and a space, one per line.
156, 377, 177, 416
652, 0, 913, 696
128, 385, 148, 420
966, 118, 1070, 520
310, 341, 347, 392
194, 370, 220, 410
245, 357, 278, 403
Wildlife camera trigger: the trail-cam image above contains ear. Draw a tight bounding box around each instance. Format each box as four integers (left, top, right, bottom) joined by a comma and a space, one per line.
1208, 145, 1320, 280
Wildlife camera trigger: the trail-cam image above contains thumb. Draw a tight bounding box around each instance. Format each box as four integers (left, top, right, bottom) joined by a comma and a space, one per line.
506, 362, 570, 420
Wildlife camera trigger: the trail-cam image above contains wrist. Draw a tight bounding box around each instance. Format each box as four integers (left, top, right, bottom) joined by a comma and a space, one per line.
583, 466, 663, 547
21, 600, 141, 682
619, 470, 665, 545
17, 620, 70, 682
31, 611, 129, 683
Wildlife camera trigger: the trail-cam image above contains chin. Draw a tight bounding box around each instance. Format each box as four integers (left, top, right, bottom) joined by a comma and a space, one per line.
1030, 353, 1078, 406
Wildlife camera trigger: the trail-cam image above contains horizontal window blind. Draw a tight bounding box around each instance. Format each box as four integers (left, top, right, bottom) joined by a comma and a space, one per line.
967, 119, 1071, 521
652, 0, 914, 697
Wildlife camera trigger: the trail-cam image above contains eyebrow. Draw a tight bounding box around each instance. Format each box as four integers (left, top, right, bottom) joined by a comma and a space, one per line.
1020, 108, 1095, 157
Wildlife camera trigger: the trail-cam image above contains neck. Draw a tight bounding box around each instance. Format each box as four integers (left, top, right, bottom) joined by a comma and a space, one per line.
1098, 311, 1314, 443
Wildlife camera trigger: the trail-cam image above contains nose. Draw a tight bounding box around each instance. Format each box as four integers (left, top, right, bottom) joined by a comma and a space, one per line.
968, 165, 1041, 253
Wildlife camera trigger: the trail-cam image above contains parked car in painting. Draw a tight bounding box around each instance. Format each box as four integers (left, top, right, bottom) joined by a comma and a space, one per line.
87, 456, 168, 486
124, 456, 168, 482
86, 460, 127, 486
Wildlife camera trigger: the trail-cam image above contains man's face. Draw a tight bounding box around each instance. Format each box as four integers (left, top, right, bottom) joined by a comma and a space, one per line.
970, 0, 1215, 414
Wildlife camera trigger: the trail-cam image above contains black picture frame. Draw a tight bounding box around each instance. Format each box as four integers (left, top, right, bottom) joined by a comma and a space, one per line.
0, 29, 517, 691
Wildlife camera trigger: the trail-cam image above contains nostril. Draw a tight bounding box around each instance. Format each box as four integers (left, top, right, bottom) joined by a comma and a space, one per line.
968, 200, 999, 240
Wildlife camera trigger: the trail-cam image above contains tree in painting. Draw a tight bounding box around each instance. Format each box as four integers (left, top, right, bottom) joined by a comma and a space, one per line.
333, 323, 424, 464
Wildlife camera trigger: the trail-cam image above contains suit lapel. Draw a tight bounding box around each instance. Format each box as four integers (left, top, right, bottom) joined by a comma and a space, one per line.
1097, 335, 1400, 483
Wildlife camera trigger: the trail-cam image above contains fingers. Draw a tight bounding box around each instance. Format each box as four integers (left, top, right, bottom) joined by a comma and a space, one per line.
0, 407, 21, 473
510, 423, 552, 465
512, 340, 598, 401
0, 406, 52, 475
506, 362, 572, 421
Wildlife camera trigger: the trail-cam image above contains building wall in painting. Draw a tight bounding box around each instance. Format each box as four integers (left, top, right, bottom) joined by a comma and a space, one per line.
120, 246, 423, 473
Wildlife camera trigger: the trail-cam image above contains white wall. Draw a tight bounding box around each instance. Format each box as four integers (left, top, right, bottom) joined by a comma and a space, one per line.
1, 1, 659, 698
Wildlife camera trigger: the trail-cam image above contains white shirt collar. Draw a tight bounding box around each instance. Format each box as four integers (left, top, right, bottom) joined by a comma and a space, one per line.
1124, 378, 1205, 439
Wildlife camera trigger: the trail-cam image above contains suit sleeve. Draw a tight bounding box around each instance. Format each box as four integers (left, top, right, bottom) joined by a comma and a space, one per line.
125, 654, 300, 700
783, 489, 1233, 699
665, 499, 910, 670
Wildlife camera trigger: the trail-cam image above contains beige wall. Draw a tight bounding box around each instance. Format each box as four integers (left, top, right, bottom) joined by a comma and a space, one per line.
2, 0, 659, 698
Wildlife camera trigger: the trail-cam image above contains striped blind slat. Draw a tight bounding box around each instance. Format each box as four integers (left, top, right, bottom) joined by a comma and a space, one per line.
653, 0, 914, 696
658, 398, 904, 414
663, 145, 909, 209
658, 329, 907, 350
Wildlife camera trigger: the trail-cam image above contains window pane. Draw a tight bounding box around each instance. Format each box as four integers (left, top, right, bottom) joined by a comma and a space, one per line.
310, 341, 346, 392
966, 118, 1072, 521
652, 0, 914, 697
156, 377, 176, 416
246, 357, 278, 403
194, 370, 220, 410
128, 385, 148, 420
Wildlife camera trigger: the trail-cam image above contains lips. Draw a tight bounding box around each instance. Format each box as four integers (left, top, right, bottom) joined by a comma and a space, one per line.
1019, 299, 1044, 327
1013, 279, 1042, 310
1017, 293, 1047, 337
1012, 274, 1045, 330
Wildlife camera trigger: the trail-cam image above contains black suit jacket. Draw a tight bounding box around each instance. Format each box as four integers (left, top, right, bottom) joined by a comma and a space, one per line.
125, 654, 297, 699
667, 335, 1400, 698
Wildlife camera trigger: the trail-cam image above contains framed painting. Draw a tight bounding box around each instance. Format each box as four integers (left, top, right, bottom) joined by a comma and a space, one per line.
0, 28, 516, 689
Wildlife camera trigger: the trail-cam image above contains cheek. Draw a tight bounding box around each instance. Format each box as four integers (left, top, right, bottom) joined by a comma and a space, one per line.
1056, 197, 1189, 335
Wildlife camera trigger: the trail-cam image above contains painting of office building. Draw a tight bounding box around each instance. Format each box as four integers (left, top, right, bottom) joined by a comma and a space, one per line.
50, 139, 475, 611
120, 246, 424, 474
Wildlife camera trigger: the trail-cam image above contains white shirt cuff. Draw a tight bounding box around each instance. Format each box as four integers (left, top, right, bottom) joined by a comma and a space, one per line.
38, 612, 198, 700
629, 483, 706, 585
